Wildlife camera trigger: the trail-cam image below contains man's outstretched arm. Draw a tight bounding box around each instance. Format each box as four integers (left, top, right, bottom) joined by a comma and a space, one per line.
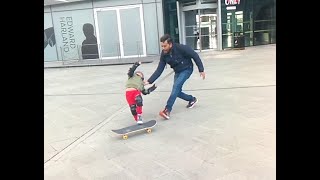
146, 57, 166, 84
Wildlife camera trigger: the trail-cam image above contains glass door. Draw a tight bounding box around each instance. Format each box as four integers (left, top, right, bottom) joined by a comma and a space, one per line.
184, 9, 217, 50
199, 9, 217, 50
184, 10, 199, 50
221, 10, 244, 49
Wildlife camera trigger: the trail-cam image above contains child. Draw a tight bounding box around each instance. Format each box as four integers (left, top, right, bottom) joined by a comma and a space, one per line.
125, 61, 156, 124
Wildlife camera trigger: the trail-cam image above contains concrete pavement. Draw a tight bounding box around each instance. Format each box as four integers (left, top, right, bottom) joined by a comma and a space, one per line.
44, 44, 276, 180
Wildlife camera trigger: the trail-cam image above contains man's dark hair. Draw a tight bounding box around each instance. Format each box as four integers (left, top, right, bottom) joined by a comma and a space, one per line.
160, 34, 173, 44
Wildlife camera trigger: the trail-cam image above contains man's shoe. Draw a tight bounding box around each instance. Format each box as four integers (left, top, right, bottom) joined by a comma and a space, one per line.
186, 97, 198, 108
159, 108, 170, 119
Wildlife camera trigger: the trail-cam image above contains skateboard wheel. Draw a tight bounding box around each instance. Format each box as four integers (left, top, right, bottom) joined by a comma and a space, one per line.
123, 135, 128, 140
146, 128, 152, 133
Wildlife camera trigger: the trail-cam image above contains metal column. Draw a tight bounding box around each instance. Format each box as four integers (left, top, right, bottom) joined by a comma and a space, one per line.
217, 0, 223, 50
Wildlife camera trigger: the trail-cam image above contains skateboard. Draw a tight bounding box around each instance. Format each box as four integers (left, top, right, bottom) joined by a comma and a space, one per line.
111, 120, 157, 140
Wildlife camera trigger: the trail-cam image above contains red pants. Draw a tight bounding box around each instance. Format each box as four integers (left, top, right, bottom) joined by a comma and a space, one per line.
125, 89, 142, 121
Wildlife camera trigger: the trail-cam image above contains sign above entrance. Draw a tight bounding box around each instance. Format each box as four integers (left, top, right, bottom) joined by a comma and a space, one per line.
225, 0, 240, 5
224, 0, 240, 10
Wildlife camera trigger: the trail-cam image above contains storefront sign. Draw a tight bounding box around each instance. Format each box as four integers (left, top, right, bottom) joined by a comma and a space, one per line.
225, 0, 240, 10
60, 17, 76, 53
225, 0, 240, 5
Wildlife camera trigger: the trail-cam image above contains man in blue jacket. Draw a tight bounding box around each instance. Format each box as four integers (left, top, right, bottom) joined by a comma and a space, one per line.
144, 34, 206, 119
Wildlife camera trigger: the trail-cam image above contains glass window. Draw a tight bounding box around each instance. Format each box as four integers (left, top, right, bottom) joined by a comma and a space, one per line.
120, 7, 144, 56
182, 0, 197, 6
143, 3, 160, 55
201, 0, 217, 4
163, 0, 180, 43
96, 10, 120, 58
253, 0, 276, 45
44, 13, 58, 61
52, 9, 95, 60
220, 0, 275, 49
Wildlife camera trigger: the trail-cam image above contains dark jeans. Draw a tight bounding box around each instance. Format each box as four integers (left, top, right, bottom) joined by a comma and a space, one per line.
165, 67, 194, 112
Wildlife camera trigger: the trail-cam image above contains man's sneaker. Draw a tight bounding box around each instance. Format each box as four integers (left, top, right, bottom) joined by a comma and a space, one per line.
159, 108, 170, 119
137, 115, 143, 125
186, 97, 198, 108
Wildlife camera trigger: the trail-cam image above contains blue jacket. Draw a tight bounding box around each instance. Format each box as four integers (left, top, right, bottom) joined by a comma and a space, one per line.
147, 43, 204, 84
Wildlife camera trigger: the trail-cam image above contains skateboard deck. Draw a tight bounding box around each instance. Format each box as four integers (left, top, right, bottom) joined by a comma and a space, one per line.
111, 120, 157, 139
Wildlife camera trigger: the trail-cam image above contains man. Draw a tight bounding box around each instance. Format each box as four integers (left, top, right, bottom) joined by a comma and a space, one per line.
144, 34, 206, 119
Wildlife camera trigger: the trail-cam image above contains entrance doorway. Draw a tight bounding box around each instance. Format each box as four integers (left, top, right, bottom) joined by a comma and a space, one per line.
199, 9, 217, 50
222, 10, 243, 49
184, 8, 217, 50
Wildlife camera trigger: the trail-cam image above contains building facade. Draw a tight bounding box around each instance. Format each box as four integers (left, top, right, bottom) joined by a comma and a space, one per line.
44, 0, 276, 62
44, 0, 164, 62
163, 0, 276, 50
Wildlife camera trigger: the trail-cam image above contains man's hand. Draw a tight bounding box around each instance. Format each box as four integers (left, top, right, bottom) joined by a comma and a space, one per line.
200, 72, 206, 80
143, 80, 150, 85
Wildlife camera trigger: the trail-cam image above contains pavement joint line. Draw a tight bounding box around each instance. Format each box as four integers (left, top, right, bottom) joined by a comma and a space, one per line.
44, 105, 128, 168
43, 84, 276, 96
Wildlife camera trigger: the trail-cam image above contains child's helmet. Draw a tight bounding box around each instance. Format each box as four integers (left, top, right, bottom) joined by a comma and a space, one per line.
136, 71, 144, 79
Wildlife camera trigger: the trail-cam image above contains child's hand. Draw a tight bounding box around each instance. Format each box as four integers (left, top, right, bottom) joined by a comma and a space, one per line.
134, 61, 141, 66
147, 84, 157, 93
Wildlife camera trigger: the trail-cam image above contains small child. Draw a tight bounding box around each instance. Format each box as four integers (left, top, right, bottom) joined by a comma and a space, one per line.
125, 61, 156, 124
